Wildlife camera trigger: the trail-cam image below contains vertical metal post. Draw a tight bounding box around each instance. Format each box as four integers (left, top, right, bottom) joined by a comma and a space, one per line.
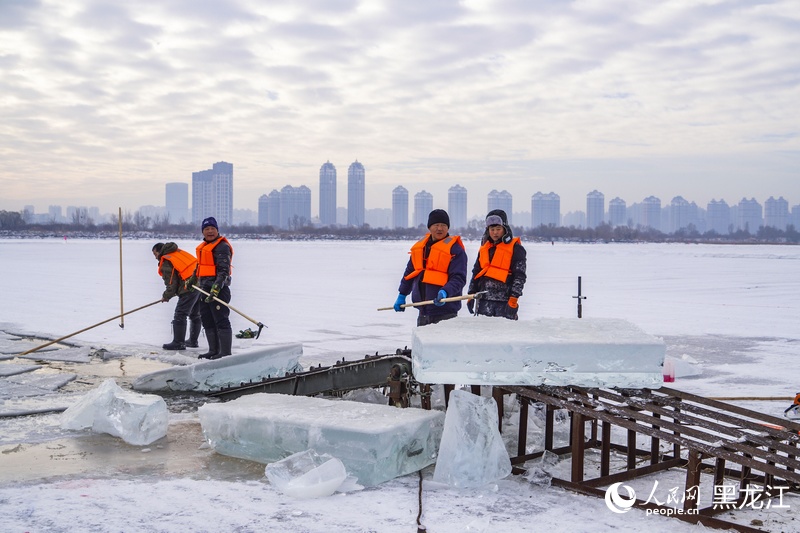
118, 207, 124, 329
573, 276, 587, 318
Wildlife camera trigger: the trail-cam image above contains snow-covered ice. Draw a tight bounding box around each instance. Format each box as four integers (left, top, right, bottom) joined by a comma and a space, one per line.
2, 239, 800, 532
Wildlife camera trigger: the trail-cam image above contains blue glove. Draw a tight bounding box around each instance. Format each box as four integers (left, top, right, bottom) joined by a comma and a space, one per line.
393, 293, 407, 312
434, 289, 447, 306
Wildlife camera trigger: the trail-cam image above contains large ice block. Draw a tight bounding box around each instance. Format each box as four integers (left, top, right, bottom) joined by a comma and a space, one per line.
412, 317, 666, 388
198, 393, 445, 487
60, 379, 168, 445
132, 343, 303, 392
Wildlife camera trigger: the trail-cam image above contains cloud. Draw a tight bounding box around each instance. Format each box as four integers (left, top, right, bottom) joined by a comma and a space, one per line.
1, 0, 799, 215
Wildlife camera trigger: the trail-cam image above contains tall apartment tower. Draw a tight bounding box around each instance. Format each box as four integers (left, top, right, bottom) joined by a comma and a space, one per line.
392, 186, 409, 229
707, 199, 731, 235
608, 197, 627, 227
487, 190, 513, 224
192, 161, 233, 226
764, 196, 789, 230
531, 192, 561, 228
737, 198, 763, 233
347, 160, 365, 227
278, 185, 312, 229
414, 190, 433, 228
586, 190, 605, 229
641, 196, 662, 231
448, 184, 468, 230
669, 196, 693, 233
319, 161, 337, 226
165, 182, 189, 224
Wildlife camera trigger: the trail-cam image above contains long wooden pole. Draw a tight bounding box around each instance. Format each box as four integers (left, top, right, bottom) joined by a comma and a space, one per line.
192, 285, 266, 338
17, 299, 162, 356
377, 292, 485, 311
118, 207, 124, 329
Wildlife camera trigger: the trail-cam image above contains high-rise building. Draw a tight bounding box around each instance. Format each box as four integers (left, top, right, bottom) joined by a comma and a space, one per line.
414, 190, 433, 228
279, 185, 312, 229
531, 192, 560, 228
448, 185, 468, 230
392, 186, 409, 229
608, 197, 627, 227
347, 160, 365, 227
319, 161, 337, 226
192, 161, 233, 226
669, 196, 692, 233
48, 205, 63, 223
641, 196, 662, 231
165, 182, 189, 224
487, 190, 513, 224
764, 196, 789, 230
257, 194, 270, 226
707, 199, 731, 235
737, 198, 762, 234
586, 190, 605, 229
791, 205, 800, 230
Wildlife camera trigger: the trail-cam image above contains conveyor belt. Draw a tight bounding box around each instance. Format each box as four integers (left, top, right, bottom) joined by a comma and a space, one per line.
207, 349, 412, 401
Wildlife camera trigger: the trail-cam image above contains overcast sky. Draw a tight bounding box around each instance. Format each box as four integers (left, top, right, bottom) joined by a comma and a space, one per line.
1, 0, 798, 218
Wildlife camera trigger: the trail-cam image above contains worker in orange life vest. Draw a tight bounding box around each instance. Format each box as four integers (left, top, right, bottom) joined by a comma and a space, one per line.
394, 209, 468, 326
152, 242, 202, 350
467, 209, 527, 320
196, 217, 234, 359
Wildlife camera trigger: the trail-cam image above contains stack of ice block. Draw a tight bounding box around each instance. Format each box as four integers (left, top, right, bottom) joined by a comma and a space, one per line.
412, 317, 666, 388
198, 393, 445, 486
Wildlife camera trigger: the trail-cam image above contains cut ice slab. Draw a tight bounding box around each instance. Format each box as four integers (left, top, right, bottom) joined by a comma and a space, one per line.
131, 343, 303, 392
412, 317, 666, 388
60, 379, 168, 446
198, 393, 445, 487
265, 449, 349, 499
433, 389, 511, 488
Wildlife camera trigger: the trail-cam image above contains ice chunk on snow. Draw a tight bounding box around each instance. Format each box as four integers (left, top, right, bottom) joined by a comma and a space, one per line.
60, 379, 168, 445
412, 317, 665, 388
433, 389, 511, 488
265, 449, 348, 499
198, 393, 445, 486
131, 343, 303, 392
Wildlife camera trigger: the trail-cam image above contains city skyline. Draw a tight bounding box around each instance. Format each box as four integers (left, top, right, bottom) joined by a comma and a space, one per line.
2, 2, 798, 217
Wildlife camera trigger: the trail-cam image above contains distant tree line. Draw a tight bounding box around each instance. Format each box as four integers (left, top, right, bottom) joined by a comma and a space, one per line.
1, 209, 798, 244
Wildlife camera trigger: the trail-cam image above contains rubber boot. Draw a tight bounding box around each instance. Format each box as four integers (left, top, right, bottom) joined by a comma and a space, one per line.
217, 328, 233, 358
185, 318, 202, 348
162, 321, 186, 350
198, 328, 219, 359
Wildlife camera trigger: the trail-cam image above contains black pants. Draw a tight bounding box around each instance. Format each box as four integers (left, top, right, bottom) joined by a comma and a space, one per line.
199, 285, 231, 332
173, 291, 201, 323
417, 312, 457, 327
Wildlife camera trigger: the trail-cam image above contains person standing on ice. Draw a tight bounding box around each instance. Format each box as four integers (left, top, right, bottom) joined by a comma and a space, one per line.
196, 217, 234, 359
393, 209, 467, 326
466, 209, 526, 320
152, 242, 202, 350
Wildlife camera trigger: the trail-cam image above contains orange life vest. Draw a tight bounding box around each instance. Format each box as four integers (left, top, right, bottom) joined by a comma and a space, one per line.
474, 238, 520, 283
404, 234, 463, 287
195, 237, 234, 278
158, 249, 198, 281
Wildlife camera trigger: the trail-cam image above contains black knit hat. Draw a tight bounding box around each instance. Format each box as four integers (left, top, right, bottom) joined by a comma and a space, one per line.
427, 209, 450, 228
